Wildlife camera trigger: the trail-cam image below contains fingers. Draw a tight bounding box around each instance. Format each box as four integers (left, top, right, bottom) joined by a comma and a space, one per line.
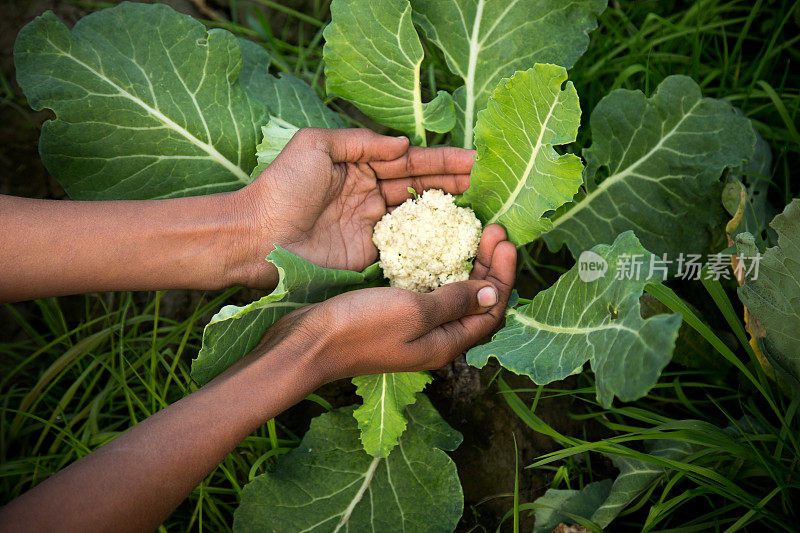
373, 145, 476, 205
413, 234, 517, 367
370, 146, 476, 179
416, 280, 499, 327
378, 174, 470, 205
459, 240, 516, 334
296, 127, 410, 163
482, 241, 517, 297
293, 129, 476, 178
470, 224, 508, 280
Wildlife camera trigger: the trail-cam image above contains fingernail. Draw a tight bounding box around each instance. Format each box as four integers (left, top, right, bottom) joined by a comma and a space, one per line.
395, 135, 408, 140
477, 286, 498, 307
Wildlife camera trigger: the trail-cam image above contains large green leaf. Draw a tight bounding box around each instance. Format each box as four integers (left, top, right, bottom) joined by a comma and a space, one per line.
190, 248, 380, 385
411, 0, 606, 148
14, 3, 268, 200
467, 231, 682, 407
352, 371, 432, 458
239, 39, 344, 131
323, 0, 455, 145
461, 64, 583, 246
240, 40, 348, 179
736, 199, 800, 387
544, 75, 758, 259
234, 395, 463, 532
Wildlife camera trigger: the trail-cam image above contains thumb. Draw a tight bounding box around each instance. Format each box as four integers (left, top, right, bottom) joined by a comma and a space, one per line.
320, 128, 410, 162
418, 280, 499, 327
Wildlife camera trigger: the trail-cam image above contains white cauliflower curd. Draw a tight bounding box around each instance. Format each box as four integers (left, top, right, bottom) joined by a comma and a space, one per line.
372, 189, 482, 292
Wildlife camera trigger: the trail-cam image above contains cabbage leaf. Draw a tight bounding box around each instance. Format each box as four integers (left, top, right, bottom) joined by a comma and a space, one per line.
411, 0, 606, 148
234, 395, 463, 533
191, 247, 380, 385
736, 199, 800, 388
14, 3, 340, 200
323, 0, 455, 145
461, 64, 583, 246
532, 439, 698, 531
14, 3, 267, 199
467, 231, 681, 407
543, 75, 758, 259
352, 371, 432, 458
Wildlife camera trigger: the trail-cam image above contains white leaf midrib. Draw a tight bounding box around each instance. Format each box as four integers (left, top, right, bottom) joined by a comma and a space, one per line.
377, 374, 388, 450
333, 457, 382, 533
49, 39, 250, 184
399, 3, 427, 145
461, 0, 484, 149
509, 307, 638, 335
548, 98, 703, 233
486, 86, 561, 225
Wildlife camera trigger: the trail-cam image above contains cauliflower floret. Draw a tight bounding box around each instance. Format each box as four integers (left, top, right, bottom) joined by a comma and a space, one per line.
372, 189, 482, 292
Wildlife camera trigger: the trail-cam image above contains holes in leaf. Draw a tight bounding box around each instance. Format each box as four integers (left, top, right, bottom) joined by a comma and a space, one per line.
196, 38, 208, 46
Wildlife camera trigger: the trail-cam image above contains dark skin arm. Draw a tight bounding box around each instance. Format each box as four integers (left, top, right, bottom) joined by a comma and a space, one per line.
0, 225, 516, 533
0, 128, 475, 302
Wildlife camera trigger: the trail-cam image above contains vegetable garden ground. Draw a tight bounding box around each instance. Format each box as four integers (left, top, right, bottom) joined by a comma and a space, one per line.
1, 0, 799, 531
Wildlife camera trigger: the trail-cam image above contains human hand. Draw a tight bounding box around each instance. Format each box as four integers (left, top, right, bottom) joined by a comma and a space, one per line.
232, 128, 476, 288
259, 224, 516, 383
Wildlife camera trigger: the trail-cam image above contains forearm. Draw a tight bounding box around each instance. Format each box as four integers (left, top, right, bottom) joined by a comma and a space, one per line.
0, 191, 276, 302
0, 329, 324, 532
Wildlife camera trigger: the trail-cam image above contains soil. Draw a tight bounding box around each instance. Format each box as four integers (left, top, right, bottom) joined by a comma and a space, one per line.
0, 2, 594, 531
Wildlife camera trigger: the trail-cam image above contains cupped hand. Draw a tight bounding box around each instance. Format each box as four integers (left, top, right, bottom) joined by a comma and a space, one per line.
263, 225, 516, 382
234, 127, 476, 288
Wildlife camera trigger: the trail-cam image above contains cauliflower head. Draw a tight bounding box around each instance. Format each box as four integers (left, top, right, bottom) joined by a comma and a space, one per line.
372, 189, 482, 292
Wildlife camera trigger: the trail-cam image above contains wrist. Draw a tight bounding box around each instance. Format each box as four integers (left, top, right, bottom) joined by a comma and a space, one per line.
218, 187, 279, 290
197, 313, 330, 433
248, 312, 334, 394
284, 314, 335, 390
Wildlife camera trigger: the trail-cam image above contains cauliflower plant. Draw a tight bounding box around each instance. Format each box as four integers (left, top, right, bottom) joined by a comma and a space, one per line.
372, 189, 482, 292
